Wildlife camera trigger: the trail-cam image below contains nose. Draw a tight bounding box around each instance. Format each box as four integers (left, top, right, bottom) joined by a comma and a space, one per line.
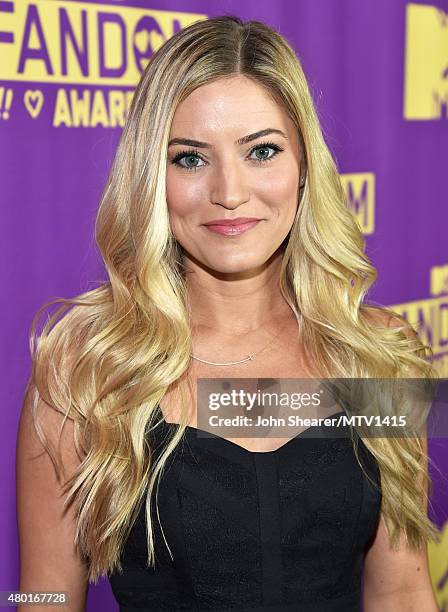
210, 161, 250, 209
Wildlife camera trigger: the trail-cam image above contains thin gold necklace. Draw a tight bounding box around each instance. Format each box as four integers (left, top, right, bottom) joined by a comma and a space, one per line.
191, 319, 289, 366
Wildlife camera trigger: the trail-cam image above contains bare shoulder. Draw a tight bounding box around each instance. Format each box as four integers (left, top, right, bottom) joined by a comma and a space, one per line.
360, 304, 416, 335
16, 377, 89, 611
17, 377, 84, 479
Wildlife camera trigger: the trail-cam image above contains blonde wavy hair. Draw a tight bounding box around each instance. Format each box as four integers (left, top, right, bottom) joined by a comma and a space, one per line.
25, 15, 440, 583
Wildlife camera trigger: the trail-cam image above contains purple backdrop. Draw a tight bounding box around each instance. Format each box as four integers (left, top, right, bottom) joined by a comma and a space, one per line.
1, 0, 447, 609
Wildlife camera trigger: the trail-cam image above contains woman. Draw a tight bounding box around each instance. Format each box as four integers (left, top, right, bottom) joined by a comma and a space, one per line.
17, 15, 440, 612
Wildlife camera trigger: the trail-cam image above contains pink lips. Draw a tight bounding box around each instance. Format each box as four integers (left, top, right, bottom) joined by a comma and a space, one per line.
203, 220, 261, 236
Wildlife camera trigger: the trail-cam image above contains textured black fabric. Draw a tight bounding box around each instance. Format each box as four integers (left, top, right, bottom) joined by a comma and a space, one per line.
109, 407, 382, 611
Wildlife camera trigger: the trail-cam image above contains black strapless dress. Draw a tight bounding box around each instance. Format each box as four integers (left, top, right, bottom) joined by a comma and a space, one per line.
108, 407, 382, 611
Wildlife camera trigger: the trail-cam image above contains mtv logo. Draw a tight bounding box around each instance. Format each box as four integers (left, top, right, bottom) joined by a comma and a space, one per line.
430, 264, 448, 295
340, 173, 375, 235
404, 4, 448, 119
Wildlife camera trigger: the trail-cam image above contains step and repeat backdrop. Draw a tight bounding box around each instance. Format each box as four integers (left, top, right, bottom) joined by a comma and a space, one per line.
1, 0, 447, 609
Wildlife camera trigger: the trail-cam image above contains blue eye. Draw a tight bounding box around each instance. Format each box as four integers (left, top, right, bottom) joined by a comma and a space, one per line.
171, 150, 205, 171
170, 141, 283, 172
249, 142, 282, 163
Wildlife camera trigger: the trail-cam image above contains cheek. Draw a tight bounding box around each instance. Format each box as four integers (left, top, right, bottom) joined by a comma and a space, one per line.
166, 177, 206, 246
256, 155, 299, 196
166, 173, 201, 219
255, 170, 299, 211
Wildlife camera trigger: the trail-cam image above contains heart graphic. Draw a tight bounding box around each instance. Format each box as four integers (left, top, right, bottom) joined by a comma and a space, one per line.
149, 30, 165, 53
134, 29, 150, 54
134, 29, 165, 55
24, 90, 44, 119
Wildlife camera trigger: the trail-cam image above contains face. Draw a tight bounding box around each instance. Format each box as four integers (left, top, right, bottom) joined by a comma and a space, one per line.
166, 75, 303, 275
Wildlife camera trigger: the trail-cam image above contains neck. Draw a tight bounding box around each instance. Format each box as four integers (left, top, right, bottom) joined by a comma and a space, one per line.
184, 250, 289, 335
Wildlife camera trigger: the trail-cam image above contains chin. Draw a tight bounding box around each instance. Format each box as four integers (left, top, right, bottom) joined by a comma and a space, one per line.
208, 257, 269, 275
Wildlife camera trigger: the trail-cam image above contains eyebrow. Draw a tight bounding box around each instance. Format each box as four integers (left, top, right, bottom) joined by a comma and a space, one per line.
167, 128, 288, 148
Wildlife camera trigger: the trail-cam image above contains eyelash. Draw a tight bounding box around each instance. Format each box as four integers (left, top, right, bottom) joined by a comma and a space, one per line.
170, 141, 284, 172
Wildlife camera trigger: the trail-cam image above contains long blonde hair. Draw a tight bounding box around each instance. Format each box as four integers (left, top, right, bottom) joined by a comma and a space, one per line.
26, 15, 440, 583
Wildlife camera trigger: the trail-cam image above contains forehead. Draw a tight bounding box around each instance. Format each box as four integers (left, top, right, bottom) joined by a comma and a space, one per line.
170, 75, 295, 138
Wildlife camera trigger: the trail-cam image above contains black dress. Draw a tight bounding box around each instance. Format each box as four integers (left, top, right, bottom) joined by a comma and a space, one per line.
109, 407, 382, 611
